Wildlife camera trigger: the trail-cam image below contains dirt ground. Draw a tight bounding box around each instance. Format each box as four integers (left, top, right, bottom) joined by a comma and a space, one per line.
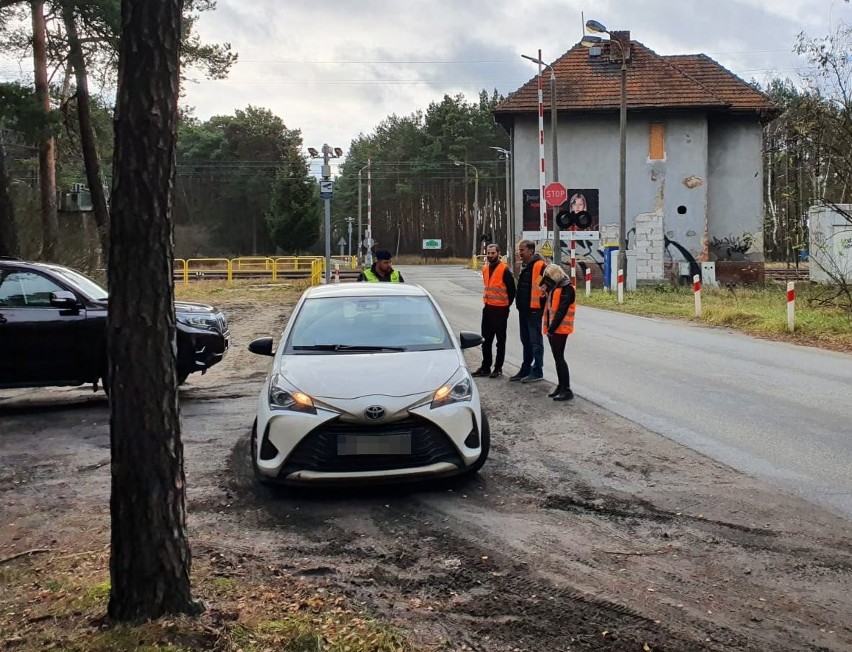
2, 291, 851, 651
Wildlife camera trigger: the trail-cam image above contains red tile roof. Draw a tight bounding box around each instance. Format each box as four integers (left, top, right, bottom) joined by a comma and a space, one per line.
495, 40, 778, 120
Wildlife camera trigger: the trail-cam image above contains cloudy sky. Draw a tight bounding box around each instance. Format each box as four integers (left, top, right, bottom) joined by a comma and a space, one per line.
2, 0, 850, 176
177, 0, 851, 175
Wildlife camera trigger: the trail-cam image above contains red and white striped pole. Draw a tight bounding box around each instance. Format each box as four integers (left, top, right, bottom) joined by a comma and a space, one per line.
333, 263, 340, 284
787, 281, 795, 332
570, 226, 577, 286
537, 50, 547, 240
693, 274, 702, 317
585, 267, 591, 297
366, 156, 373, 265
617, 268, 624, 304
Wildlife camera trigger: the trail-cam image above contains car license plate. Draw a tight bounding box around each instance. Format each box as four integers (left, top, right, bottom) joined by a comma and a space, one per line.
337, 434, 412, 456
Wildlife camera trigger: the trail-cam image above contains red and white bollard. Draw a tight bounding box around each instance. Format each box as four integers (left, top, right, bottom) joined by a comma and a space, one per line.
787, 281, 795, 332
617, 268, 624, 304
693, 274, 702, 317
570, 232, 576, 287
585, 267, 591, 297
333, 263, 340, 284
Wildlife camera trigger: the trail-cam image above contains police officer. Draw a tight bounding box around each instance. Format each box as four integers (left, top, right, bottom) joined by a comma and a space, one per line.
357, 249, 404, 282
471, 244, 516, 379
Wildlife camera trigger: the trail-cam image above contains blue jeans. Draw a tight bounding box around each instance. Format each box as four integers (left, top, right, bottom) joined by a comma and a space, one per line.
518, 310, 544, 375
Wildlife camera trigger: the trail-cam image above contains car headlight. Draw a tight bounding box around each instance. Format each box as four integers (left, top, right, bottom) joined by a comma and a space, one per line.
176, 313, 219, 331
431, 367, 472, 409
268, 373, 316, 414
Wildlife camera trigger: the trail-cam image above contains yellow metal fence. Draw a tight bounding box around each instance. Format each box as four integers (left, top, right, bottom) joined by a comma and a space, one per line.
174, 256, 357, 286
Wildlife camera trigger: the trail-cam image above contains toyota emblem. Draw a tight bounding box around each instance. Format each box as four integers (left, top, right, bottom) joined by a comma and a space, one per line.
364, 405, 385, 421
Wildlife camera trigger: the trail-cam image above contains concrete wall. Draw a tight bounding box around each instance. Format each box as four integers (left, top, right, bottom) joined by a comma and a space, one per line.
707, 117, 764, 262
512, 112, 711, 279
808, 204, 852, 282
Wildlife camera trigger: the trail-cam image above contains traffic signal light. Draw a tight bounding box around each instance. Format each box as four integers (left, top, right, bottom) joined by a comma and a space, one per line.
555, 210, 593, 230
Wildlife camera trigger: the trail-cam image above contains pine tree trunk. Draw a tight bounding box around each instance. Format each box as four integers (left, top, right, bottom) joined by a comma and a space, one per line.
0, 142, 20, 257
31, 0, 58, 260
107, 0, 201, 622
62, 2, 110, 263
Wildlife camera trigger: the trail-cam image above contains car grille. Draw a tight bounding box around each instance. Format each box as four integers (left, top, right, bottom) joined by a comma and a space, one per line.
280, 415, 463, 475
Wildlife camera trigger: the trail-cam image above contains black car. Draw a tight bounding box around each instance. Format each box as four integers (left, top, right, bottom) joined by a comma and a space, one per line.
0, 258, 229, 392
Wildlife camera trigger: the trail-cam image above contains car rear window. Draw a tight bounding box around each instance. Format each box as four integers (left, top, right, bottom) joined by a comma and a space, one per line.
286, 295, 452, 352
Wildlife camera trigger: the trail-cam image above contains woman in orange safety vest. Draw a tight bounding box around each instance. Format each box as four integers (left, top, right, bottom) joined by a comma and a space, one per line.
539, 263, 575, 401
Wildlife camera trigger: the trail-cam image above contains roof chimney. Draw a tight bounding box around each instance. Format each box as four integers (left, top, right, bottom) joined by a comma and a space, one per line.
609, 30, 631, 62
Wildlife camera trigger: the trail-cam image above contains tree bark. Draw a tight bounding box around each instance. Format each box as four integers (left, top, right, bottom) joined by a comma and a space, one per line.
61, 1, 110, 263
31, 0, 58, 260
0, 141, 20, 257
107, 0, 201, 622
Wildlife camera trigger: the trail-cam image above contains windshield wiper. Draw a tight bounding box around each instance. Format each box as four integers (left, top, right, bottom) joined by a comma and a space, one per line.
292, 344, 405, 352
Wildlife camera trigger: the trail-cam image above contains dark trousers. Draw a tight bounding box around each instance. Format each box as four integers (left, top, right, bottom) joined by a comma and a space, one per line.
518, 309, 544, 375
548, 333, 571, 389
480, 305, 510, 372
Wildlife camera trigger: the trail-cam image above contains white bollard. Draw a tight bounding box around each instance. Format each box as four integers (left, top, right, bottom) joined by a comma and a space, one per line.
617, 268, 624, 304
333, 263, 340, 284
585, 268, 591, 297
787, 281, 795, 333
570, 238, 576, 287
693, 274, 702, 317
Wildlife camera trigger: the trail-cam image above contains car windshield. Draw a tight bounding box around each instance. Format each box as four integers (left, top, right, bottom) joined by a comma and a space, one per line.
52, 267, 109, 301
286, 294, 453, 353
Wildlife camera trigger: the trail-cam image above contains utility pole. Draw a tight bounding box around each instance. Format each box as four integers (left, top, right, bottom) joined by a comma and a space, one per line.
345, 216, 354, 257
308, 144, 344, 284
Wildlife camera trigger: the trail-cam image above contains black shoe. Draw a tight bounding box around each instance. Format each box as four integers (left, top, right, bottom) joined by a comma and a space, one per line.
471, 367, 489, 377
489, 369, 503, 378
521, 371, 544, 383
547, 386, 563, 398
508, 371, 529, 382
553, 389, 574, 401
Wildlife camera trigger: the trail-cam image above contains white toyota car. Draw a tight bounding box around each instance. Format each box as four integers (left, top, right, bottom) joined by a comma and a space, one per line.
248, 282, 489, 486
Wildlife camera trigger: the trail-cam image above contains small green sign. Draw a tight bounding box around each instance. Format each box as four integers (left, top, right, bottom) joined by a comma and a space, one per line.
422, 239, 442, 250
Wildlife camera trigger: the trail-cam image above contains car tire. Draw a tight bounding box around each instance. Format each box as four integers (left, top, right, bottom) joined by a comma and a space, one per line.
465, 411, 491, 476
250, 419, 275, 487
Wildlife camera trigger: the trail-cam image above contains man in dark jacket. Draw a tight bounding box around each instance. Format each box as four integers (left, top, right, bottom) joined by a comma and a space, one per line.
357, 249, 404, 282
509, 239, 547, 383
471, 244, 516, 379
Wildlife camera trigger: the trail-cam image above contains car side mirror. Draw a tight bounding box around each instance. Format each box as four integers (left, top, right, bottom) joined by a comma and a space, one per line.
50, 290, 78, 309
458, 331, 484, 349
248, 336, 275, 356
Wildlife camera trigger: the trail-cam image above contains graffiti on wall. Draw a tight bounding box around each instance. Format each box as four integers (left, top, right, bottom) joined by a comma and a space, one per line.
709, 233, 755, 261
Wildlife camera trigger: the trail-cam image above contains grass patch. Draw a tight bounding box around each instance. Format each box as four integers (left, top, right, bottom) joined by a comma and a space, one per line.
174, 279, 307, 306
0, 544, 418, 652
578, 282, 852, 352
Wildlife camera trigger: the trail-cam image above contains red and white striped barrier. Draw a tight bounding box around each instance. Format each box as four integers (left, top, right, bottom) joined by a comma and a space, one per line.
536, 49, 547, 237
617, 269, 624, 304
585, 267, 591, 297
787, 281, 795, 332
693, 274, 702, 317
570, 238, 576, 286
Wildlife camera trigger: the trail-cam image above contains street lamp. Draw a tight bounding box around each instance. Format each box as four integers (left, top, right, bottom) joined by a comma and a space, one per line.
308, 143, 344, 284
454, 160, 479, 258
357, 161, 370, 265
521, 52, 561, 265
345, 216, 355, 257
583, 20, 629, 291
490, 146, 513, 268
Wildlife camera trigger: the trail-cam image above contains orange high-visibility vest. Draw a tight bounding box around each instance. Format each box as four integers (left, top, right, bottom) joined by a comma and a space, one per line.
482, 262, 510, 306
529, 259, 547, 309
543, 286, 575, 335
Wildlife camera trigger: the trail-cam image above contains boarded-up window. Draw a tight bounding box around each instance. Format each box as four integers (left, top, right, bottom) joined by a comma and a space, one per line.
649, 123, 665, 160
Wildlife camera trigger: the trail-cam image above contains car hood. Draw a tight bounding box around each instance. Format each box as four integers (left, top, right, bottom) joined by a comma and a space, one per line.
175, 301, 218, 314
278, 349, 462, 399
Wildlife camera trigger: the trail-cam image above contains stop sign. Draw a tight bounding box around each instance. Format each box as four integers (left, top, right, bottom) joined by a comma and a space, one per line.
543, 182, 567, 207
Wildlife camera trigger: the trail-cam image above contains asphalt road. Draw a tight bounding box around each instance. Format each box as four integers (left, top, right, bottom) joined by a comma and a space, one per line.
399, 264, 852, 519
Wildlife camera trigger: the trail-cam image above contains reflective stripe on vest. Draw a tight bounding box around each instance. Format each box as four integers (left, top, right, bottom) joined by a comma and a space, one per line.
542, 286, 575, 335
363, 268, 400, 282
529, 259, 547, 309
482, 262, 510, 306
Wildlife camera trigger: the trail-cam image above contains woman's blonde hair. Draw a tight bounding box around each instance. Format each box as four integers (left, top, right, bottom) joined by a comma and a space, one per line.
542, 263, 567, 284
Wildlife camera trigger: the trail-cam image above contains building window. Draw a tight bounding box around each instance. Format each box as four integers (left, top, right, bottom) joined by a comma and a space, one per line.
649, 123, 665, 160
